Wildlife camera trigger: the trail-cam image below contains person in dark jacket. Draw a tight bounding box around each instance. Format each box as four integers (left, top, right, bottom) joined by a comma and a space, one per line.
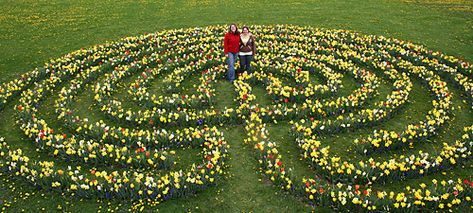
223, 24, 240, 83
239, 26, 256, 74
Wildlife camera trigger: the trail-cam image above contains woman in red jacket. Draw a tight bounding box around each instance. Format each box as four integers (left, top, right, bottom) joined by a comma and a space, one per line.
223, 24, 240, 83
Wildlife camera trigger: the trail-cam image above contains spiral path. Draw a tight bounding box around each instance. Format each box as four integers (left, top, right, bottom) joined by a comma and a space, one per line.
0, 25, 472, 211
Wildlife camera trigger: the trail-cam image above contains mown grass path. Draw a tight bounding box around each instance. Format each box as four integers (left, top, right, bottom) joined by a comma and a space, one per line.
0, 1, 472, 212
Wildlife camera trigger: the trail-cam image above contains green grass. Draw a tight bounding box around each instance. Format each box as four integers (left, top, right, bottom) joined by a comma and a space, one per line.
0, 0, 472, 212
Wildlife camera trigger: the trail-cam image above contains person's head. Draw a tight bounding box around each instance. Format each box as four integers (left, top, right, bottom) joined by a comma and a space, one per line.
229, 24, 238, 34
242, 26, 250, 34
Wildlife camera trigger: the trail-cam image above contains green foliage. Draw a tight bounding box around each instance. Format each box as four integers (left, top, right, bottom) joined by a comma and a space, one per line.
0, 0, 471, 212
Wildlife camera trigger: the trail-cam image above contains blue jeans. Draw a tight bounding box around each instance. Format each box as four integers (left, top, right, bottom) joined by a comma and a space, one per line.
239, 55, 253, 73
227, 52, 238, 82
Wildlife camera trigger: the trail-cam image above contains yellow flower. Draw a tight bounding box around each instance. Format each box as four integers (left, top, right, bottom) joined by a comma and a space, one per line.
441, 193, 449, 200
450, 158, 456, 164
70, 184, 77, 190
419, 183, 426, 189
377, 192, 385, 199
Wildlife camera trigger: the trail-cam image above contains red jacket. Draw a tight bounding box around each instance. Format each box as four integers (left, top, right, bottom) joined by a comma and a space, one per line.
224, 32, 240, 54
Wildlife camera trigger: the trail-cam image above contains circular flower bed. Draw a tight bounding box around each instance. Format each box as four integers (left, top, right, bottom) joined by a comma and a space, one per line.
0, 25, 472, 211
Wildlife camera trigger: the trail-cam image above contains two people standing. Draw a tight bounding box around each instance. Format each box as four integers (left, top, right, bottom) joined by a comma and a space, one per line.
223, 24, 256, 83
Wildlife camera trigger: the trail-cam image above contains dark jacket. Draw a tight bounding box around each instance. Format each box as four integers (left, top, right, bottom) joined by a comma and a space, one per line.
239, 34, 256, 54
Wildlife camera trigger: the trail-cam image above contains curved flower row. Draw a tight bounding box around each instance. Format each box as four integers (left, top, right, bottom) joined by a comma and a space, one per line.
0, 25, 471, 212
0, 125, 227, 200
127, 57, 218, 109
4, 27, 230, 202
237, 25, 472, 211
17, 35, 176, 168
259, 56, 343, 100
245, 109, 472, 211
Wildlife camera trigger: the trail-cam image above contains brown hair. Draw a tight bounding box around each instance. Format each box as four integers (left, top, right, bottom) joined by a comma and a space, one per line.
228, 23, 239, 34
241, 26, 250, 33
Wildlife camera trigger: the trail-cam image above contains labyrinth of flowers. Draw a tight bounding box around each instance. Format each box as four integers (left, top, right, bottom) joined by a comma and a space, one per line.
0, 25, 472, 211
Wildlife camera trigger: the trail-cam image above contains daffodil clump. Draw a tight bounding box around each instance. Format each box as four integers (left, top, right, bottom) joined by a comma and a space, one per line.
0, 25, 472, 211
2, 27, 229, 204
234, 25, 472, 211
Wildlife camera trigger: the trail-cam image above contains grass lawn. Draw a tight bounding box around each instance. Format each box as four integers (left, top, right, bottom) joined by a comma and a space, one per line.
0, 0, 472, 212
